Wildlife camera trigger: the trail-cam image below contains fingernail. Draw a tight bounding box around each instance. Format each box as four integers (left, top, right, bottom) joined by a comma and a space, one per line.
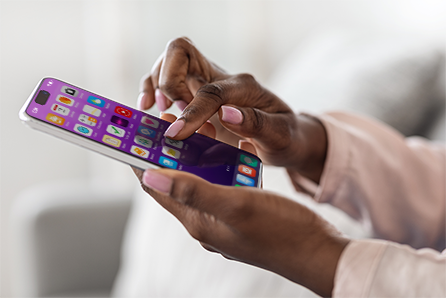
142, 170, 172, 194
137, 92, 148, 110
155, 89, 168, 112
175, 100, 188, 111
165, 119, 185, 138
221, 105, 243, 124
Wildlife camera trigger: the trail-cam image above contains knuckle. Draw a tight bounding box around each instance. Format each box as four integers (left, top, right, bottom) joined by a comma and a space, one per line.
158, 79, 178, 96
166, 37, 192, 52
170, 179, 198, 207
248, 108, 266, 134
196, 83, 225, 105
235, 73, 256, 83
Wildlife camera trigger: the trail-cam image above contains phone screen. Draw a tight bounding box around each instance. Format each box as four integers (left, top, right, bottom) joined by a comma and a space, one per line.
24, 78, 262, 187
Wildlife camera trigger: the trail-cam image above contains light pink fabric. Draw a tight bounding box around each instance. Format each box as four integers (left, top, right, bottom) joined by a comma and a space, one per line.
290, 112, 446, 297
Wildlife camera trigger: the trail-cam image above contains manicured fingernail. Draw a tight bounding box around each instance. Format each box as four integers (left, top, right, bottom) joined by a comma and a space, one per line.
165, 119, 185, 138
221, 105, 243, 124
175, 100, 188, 111
137, 92, 148, 110
155, 89, 168, 112
142, 170, 172, 194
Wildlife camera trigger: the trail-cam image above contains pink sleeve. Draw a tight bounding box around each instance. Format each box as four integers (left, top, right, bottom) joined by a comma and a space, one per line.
290, 112, 445, 250
287, 112, 446, 295
333, 239, 446, 297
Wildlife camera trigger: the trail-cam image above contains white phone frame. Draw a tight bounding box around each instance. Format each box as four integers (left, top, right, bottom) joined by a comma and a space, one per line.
19, 77, 263, 187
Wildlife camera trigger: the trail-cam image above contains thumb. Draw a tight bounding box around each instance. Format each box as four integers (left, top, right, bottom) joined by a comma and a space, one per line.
219, 105, 296, 152
140, 168, 248, 245
141, 169, 247, 220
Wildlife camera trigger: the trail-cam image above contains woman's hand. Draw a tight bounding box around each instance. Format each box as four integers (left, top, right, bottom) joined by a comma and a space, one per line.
132, 165, 349, 297
138, 37, 327, 183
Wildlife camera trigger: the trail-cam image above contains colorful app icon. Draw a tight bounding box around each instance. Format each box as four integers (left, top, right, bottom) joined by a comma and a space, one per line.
134, 135, 153, 148
162, 146, 181, 159
240, 154, 258, 167
164, 137, 184, 149
236, 174, 255, 187
159, 156, 178, 169
141, 116, 159, 128
137, 126, 156, 138
83, 104, 102, 117
238, 164, 256, 177
87, 96, 105, 107
130, 145, 149, 158
46, 113, 65, 125
102, 135, 121, 147
74, 124, 93, 136
78, 114, 97, 126
106, 125, 126, 138
115, 106, 132, 118
51, 104, 70, 116
111, 115, 129, 127
56, 94, 75, 106
61, 86, 79, 97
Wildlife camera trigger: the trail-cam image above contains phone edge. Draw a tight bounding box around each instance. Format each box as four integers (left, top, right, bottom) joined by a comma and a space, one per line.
19, 77, 264, 188
19, 77, 160, 171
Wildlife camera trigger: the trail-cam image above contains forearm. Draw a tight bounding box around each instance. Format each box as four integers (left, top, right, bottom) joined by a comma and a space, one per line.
289, 111, 446, 250
286, 113, 328, 185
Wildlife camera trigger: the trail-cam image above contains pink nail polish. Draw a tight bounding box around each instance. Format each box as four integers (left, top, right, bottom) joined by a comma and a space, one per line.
137, 92, 148, 110
142, 170, 172, 194
175, 100, 188, 111
221, 105, 243, 124
165, 119, 185, 138
155, 89, 168, 112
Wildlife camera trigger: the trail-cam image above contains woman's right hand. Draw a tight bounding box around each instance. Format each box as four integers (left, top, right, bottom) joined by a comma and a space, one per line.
138, 37, 327, 183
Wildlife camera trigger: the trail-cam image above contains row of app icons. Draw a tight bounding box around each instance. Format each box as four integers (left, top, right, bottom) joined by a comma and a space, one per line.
47, 88, 181, 168
131, 116, 182, 169
234, 154, 258, 187
45, 92, 144, 152
47, 88, 259, 186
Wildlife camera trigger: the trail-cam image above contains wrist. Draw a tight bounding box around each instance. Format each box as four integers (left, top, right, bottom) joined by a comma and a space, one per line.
300, 234, 350, 297
289, 211, 350, 297
288, 113, 328, 184
272, 213, 349, 297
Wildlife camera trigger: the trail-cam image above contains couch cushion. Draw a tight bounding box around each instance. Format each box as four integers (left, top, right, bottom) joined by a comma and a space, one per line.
268, 32, 445, 138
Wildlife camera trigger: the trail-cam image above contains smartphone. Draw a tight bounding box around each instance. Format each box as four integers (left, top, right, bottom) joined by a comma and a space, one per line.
19, 77, 263, 188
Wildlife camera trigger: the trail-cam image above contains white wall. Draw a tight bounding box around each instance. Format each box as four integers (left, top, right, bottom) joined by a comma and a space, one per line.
1, 2, 90, 296
1, 1, 444, 296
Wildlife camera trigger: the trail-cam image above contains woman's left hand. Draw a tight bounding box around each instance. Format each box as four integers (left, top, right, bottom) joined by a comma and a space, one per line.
133, 167, 348, 297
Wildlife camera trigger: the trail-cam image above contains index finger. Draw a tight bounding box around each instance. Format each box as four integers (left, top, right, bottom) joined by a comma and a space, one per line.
157, 38, 195, 104
164, 74, 255, 140
157, 37, 226, 109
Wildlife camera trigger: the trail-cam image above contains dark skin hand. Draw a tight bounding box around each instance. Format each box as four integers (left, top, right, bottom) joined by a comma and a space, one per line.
133, 113, 349, 297
138, 37, 327, 184
135, 38, 349, 296
134, 166, 348, 297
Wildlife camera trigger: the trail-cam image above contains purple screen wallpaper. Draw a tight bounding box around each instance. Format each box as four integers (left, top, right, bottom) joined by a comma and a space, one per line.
25, 78, 261, 187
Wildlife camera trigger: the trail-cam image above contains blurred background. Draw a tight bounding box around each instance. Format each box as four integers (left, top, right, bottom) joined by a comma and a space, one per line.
1, 1, 445, 297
